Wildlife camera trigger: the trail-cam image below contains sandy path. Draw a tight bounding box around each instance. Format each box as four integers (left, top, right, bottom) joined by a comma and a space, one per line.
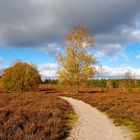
62, 97, 133, 140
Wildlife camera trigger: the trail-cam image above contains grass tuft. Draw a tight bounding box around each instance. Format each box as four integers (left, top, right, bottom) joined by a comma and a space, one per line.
65, 110, 77, 128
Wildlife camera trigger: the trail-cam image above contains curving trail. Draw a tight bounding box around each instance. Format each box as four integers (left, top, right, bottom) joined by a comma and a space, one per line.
62, 97, 133, 140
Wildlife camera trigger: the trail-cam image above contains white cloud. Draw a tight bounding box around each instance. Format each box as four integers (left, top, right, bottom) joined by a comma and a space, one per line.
95, 43, 122, 55
94, 42, 130, 62
38, 63, 58, 78
37, 63, 140, 79
94, 26, 140, 56
131, 30, 140, 40
96, 65, 140, 79
38, 63, 57, 70
40, 70, 57, 79
109, 53, 129, 62
36, 43, 61, 55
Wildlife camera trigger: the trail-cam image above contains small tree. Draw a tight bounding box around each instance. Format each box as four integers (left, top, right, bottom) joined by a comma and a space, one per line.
1, 61, 41, 93
57, 25, 96, 93
106, 79, 113, 91
119, 71, 137, 93
112, 79, 119, 88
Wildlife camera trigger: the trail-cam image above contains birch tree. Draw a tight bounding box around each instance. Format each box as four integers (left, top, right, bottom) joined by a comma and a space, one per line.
57, 25, 96, 93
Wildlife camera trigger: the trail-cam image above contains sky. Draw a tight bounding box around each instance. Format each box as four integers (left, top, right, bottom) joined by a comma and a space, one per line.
0, 0, 140, 79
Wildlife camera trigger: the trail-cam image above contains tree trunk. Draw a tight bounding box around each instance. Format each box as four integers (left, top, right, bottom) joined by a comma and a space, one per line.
76, 84, 80, 93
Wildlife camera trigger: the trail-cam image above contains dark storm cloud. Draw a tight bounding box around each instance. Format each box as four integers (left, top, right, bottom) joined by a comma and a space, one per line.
0, 0, 140, 49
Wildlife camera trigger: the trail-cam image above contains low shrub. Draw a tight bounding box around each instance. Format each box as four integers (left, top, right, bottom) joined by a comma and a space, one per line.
66, 92, 140, 139
0, 93, 72, 140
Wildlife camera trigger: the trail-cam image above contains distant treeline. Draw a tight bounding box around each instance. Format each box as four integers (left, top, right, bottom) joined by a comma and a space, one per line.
43, 78, 140, 88
91, 79, 140, 88
44, 79, 58, 84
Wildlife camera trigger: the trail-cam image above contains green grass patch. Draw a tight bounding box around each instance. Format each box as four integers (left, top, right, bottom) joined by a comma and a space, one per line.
120, 119, 134, 128
116, 119, 140, 140
65, 110, 77, 129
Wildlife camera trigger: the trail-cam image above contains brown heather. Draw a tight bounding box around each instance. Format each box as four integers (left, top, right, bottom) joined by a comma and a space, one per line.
68, 93, 140, 126
0, 93, 72, 140
0, 84, 140, 140
66, 92, 140, 139
40, 84, 140, 139
39, 84, 140, 130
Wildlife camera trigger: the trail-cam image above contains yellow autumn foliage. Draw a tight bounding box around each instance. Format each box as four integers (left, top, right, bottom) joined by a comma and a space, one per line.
106, 80, 113, 91
119, 71, 137, 93
57, 25, 97, 93
1, 60, 41, 93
